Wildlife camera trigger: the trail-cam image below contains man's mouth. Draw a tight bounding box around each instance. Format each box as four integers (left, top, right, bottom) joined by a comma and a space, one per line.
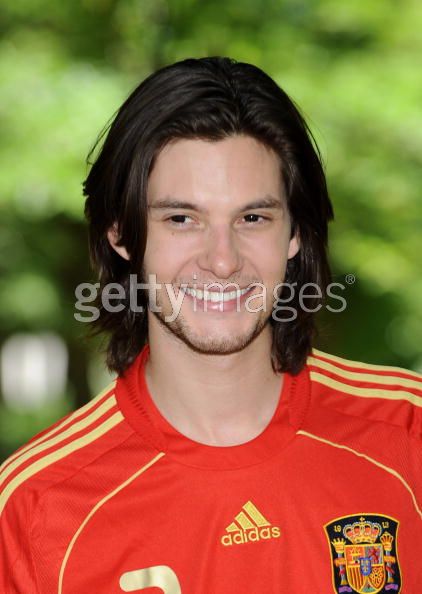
179, 286, 253, 303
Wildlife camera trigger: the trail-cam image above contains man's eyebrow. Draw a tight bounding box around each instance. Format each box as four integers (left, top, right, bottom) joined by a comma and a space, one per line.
240, 196, 283, 211
148, 194, 283, 213
148, 199, 206, 212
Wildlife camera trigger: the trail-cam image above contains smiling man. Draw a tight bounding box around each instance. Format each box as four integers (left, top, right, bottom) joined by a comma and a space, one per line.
1, 57, 421, 594
143, 136, 298, 357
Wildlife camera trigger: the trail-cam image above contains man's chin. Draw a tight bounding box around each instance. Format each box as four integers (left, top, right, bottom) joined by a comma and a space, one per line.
173, 336, 253, 356
151, 310, 268, 355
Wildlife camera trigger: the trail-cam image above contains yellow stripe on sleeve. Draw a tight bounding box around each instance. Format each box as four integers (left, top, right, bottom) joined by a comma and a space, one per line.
0, 411, 124, 515
310, 371, 422, 408
0, 382, 116, 472
312, 349, 422, 380
0, 396, 117, 487
308, 356, 422, 391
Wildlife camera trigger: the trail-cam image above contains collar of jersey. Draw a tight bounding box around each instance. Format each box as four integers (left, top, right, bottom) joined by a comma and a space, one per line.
116, 344, 311, 470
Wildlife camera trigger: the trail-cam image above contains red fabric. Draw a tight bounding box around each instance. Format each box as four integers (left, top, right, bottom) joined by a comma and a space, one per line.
1, 346, 421, 593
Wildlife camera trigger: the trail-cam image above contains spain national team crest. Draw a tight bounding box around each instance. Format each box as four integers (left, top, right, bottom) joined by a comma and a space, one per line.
324, 514, 401, 594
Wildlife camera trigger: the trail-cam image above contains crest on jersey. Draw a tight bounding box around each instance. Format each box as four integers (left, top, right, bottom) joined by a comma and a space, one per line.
324, 514, 401, 594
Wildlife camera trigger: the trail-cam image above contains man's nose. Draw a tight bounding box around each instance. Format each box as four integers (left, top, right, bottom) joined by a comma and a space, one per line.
197, 225, 243, 279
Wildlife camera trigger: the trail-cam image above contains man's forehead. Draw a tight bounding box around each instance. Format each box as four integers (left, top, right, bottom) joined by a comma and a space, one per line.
146, 136, 287, 213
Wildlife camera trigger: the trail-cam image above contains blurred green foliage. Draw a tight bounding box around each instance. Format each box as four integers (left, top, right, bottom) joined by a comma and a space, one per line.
0, 0, 421, 459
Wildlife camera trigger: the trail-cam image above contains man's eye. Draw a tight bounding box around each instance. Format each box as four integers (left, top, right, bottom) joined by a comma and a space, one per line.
243, 214, 267, 224
167, 215, 192, 225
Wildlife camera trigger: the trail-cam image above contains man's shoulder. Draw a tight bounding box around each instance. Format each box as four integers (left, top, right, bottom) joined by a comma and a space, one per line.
0, 379, 132, 515
306, 349, 422, 436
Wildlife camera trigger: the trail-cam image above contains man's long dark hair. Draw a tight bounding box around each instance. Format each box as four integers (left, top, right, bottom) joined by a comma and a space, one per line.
83, 57, 334, 376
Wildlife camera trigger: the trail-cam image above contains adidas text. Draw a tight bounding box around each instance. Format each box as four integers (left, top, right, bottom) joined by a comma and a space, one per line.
221, 526, 281, 546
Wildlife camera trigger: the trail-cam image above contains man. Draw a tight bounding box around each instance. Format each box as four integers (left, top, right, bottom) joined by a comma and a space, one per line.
1, 57, 421, 594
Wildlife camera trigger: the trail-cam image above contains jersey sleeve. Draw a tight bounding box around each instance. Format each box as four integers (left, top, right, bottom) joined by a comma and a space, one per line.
0, 489, 39, 594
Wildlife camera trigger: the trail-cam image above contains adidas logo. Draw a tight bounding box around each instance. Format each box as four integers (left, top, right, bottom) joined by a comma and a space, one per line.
221, 500, 281, 546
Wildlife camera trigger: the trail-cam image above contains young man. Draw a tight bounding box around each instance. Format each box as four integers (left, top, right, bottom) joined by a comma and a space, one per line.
1, 57, 421, 594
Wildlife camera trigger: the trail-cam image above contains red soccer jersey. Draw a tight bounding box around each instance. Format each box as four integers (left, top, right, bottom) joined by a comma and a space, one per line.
1, 346, 421, 594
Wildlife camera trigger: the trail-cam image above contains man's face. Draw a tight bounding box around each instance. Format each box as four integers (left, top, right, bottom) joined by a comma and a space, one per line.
143, 135, 299, 354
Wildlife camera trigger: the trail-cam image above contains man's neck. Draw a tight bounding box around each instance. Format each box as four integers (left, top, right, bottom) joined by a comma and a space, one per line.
144, 324, 283, 447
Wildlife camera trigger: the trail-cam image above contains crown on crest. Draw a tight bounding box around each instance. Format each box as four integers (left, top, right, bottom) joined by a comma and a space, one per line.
380, 532, 394, 550
343, 517, 382, 544
331, 538, 346, 554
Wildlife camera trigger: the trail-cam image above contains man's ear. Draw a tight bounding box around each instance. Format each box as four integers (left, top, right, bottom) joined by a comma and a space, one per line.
287, 228, 300, 260
107, 223, 130, 261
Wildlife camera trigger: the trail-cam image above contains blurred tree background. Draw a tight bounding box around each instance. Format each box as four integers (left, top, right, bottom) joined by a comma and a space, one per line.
0, 0, 421, 460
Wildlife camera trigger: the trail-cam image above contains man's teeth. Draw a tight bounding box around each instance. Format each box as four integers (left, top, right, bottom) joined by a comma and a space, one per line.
180, 287, 250, 302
